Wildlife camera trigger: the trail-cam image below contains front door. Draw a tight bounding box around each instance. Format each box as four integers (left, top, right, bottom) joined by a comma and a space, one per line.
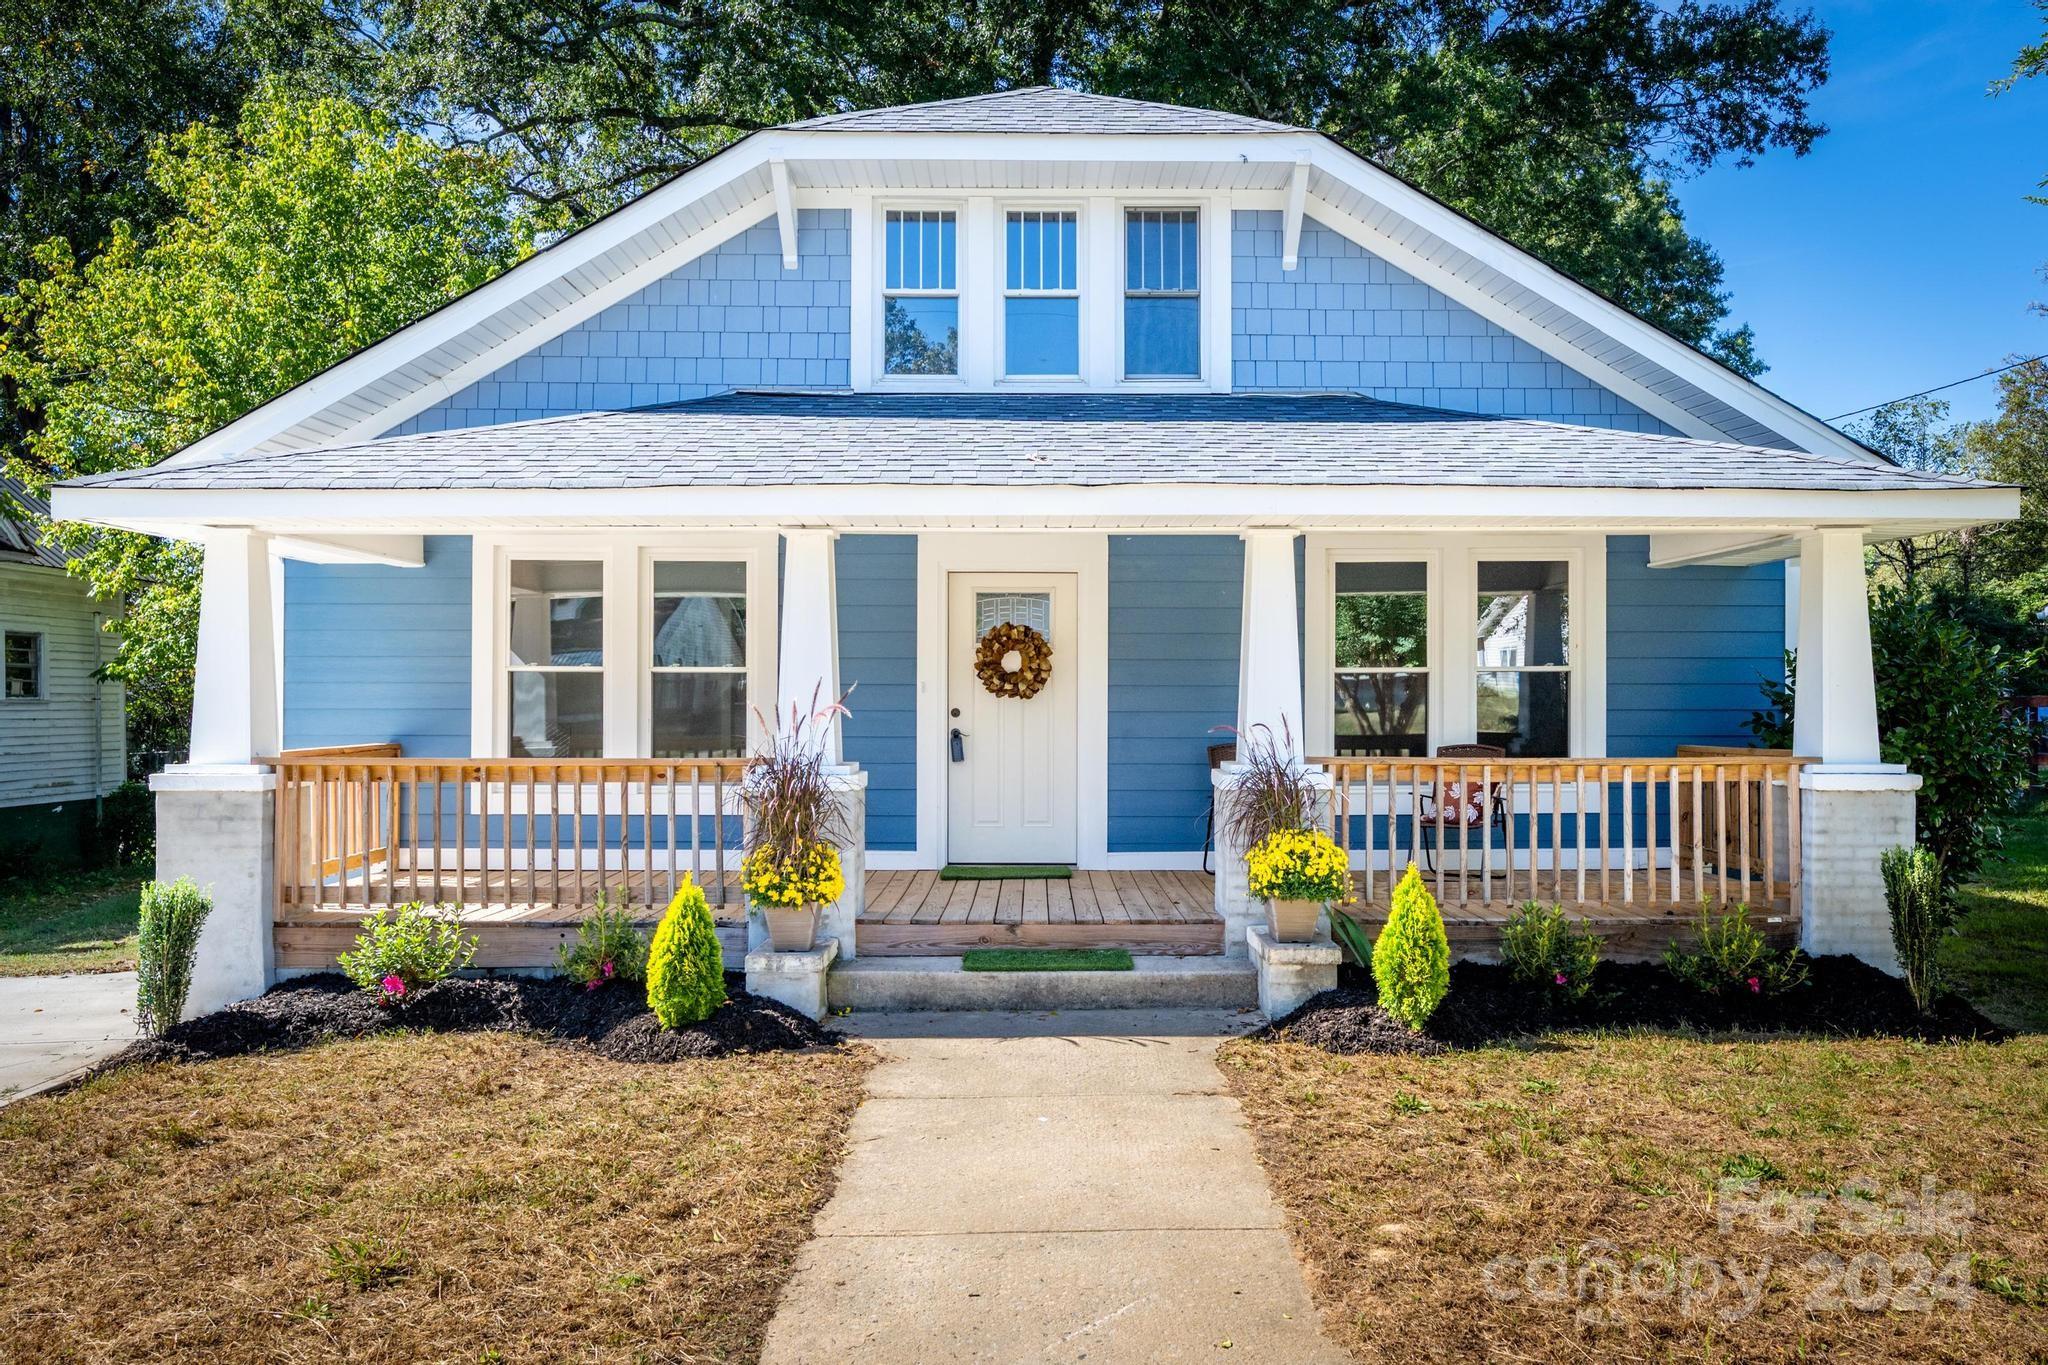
946, 572, 1078, 864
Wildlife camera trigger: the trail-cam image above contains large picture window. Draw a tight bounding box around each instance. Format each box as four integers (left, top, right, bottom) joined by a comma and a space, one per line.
883, 209, 959, 376
1123, 208, 1200, 378
506, 560, 603, 758
1332, 562, 1429, 757
1004, 209, 1080, 377
650, 561, 747, 757
1475, 559, 1571, 757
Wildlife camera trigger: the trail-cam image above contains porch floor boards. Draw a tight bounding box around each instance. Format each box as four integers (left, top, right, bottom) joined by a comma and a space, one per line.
855, 869, 1225, 957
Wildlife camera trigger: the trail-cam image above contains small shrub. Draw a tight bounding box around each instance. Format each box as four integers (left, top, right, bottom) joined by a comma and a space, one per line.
555, 893, 649, 989
1663, 904, 1809, 999
1243, 827, 1351, 904
1372, 864, 1450, 1030
646, 876, 726, 1028
338, 903, 476, 1004
1882, 845, 1950, 1014
1499, 902, 1601, 1004
135, 877, 213, 1036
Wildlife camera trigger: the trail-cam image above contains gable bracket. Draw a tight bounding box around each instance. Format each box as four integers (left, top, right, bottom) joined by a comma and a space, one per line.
1281, 157, 1309, 271
771, 159, 799, 270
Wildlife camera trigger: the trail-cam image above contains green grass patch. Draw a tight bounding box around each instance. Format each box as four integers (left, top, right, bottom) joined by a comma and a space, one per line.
0, 867, 145, 976
961, 948, 1133, 972
938, 864, 1073, 881
1949, 792, 2048, 1033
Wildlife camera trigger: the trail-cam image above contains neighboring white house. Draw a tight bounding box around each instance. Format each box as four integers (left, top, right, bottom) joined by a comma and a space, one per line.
0, 476, 124, 873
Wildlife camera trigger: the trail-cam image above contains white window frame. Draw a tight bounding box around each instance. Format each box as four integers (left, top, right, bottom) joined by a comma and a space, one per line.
997, 203, 1085, 384
1118, 203, 1206, 383
1474, 555, 1577, 759
3, 630, 42, 702
1323, 552, 1441, 760
641, 549, 754, 759
874, 200, 966, 389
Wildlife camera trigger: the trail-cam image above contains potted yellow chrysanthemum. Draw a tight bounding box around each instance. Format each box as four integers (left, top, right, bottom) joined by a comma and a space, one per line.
739, 687, 852, 952
1244, 827, 1350, 941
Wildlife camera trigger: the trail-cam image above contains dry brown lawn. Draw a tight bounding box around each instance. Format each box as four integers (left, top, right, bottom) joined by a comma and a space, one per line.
0, 1032, 874, 1363
1220, 1033, 2048, 1363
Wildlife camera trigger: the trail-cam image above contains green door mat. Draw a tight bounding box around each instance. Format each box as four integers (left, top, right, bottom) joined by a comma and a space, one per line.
961, 948, 1134, 972
938, 864, 1074, 881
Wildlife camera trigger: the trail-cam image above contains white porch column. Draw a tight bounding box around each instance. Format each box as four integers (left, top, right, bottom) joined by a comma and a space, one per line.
777, 529, 842, 763
1790, 527, 1914, 973
1236, 529, 1305, 744
152, 528, 282, 1016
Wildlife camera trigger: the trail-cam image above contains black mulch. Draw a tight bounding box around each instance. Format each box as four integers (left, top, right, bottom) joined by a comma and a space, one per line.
91, 972, 841, 1075
1251, 956, 2012, 1057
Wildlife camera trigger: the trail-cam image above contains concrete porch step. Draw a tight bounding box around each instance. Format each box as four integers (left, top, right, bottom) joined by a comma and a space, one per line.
827, 955, 1258, 1013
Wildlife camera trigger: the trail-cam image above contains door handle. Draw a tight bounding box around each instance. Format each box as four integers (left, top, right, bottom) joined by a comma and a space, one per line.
950, 728, 967, 763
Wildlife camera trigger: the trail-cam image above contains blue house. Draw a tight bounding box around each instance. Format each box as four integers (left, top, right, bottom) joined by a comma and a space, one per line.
55, 88, 2012, 1014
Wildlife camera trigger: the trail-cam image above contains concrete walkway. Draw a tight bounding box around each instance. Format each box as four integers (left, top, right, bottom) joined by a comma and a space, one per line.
0, 972, 136, 1104
761, 1009, 1348, 1364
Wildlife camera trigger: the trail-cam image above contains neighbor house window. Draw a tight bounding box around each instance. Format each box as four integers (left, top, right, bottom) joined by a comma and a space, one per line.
3, 632, 39, 700
1124, 207, 1200, 377
1004, 209, 1079, 377
1475, 560, 1571, 757
1333, 563, 1429, 757
506, 560, 603, 758
883, 209, 958, 375
650, 561, 747, 757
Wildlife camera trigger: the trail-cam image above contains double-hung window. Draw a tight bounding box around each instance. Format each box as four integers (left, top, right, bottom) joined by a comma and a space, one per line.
1124, 208, 1200, 378
882, 209, 959, 376
1475, 560, 1571, 757
506, 560, 604, 758
649, 561, 748, 757
3, 632, 39, 700
1332, 562, 1430, 757
1004, 209, 1080, 377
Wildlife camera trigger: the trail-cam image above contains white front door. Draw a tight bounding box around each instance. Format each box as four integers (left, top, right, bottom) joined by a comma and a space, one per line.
946, 572, 1079, 864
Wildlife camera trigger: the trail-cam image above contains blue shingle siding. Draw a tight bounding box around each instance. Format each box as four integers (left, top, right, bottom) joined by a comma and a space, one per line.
1231, 212, 1675, 434
1605, 536, 1784, 755
283, 535, 472, 755
1108, 536, 1243, 854
837, 535, 918, 851
389, 211, 851, 435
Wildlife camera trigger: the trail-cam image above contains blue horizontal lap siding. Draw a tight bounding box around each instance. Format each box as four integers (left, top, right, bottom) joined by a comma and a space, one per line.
1231, 212, 1675, 434
1109, 536, 1242, 855
389, 210, 852, 434
837, 535, 917, 851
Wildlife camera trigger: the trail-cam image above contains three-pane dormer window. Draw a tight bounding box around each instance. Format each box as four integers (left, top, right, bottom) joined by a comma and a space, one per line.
883, 209, 958, 376
1124, 208, 1200, 378
1004, 210, 1080, 378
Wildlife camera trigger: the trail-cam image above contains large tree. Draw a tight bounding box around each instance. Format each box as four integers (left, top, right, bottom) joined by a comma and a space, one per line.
246, 0, 1832, 372
0, 85, 533, 752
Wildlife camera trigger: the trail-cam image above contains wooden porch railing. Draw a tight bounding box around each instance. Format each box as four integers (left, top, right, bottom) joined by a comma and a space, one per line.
1313, 754, 1809, 914
272, 752, 750, 916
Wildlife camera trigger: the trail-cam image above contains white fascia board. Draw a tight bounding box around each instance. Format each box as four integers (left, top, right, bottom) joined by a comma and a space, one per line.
774, 129, 1312, 166
268, 534, 425, 567
52, 481, 2020, 535
1645, 531, 1803, 567
1300, 141, 1876, 462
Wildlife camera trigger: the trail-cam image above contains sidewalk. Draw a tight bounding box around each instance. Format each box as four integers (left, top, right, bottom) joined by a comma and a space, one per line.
0, 972, 136, 1104
761, 1009, 1349, 1364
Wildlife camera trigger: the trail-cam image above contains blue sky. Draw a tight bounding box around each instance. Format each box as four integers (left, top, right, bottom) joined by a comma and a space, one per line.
1680, 0, 2045, 425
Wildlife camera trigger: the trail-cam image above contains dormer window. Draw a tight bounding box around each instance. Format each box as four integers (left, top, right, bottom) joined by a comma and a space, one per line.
1124, 208, 1200, 378
883, 209, 958, 376
1003, 209, 1079, 378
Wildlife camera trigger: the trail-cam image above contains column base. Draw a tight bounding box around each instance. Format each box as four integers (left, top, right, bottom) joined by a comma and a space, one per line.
745, 937, 839, 1021
150, 764, 278, 1017
1247, 925, 1341, 1019
1799, 765, 1920, 976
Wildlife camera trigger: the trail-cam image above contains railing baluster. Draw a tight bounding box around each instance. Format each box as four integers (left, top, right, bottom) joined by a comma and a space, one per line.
1360, 764, 1375, 903
714, 766, 728, 906
665, 763, 679, 906
1714, 765, 1730, 907
1620, 765, 1634, 905
1761, 763, 1777, 909
1691, 765, 1706, 909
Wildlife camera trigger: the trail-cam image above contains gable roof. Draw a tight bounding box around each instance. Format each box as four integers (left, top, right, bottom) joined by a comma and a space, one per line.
781, 86, 1299, 135
0, 475, 69, 569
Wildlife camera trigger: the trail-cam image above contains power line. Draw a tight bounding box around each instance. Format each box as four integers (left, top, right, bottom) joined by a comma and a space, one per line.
1828, 353, 2048, 422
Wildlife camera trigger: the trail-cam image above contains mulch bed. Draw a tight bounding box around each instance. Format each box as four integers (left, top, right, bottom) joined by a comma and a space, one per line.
92, 970, 839, 1074
1253, 955, 2011, 1056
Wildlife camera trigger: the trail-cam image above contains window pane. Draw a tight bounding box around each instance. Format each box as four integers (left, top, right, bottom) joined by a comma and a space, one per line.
652, 674, 747, 758
508, 672, 603, 758
1334, 674, 1427, 757
4, 633, 37, 700
1006, 213, 1022, 290
509, 561, 602, 666
1477, 671, 1569, 757
651, 560, 746, 668
1004, 296, 1080, 375
884, 210, 955, 291
1335, 562, 1428, 668
1477, 560, 1569, 668
1125, 296, 1200, 376
884, 296, 959, 375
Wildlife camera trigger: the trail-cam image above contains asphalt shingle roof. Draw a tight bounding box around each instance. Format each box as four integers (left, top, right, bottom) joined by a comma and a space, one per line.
780, 86, 1299, 135
1, 474, 69, 568
66, 392, 1990, 495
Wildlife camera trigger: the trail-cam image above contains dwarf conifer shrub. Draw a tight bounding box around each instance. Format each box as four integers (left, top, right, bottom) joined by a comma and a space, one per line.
647, 876, 726, 1028
1882, 845, 1950, 1014
1500, 902, 1601, 1003
1373, 864, 1450, 1030
136, 877, 213, 1036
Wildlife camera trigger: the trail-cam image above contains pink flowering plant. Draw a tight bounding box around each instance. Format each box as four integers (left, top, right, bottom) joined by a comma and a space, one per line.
337, 903, 477, 1003
1664, 903, 1809, 1000
555, 894, 649, 990
1499, 901, 1601, 1005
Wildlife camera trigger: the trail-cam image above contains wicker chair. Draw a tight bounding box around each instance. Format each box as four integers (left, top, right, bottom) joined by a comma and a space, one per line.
1416, 743, 1511, 872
